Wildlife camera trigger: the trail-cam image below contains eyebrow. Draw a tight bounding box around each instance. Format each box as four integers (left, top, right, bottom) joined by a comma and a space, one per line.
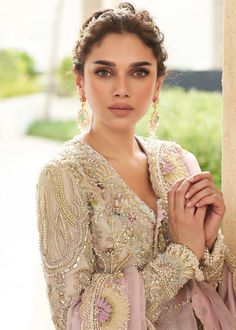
92, 60, 152, 67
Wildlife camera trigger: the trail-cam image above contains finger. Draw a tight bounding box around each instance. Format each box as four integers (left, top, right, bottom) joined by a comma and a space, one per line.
185, 179, 216, 199
186, 187, 215, 208
187, 171, 213, 184
175, 179, 192, 211
168, 177, 186, 220
195, 206, 207, 227
184, 205, 196, 218
195, 194, 224, 210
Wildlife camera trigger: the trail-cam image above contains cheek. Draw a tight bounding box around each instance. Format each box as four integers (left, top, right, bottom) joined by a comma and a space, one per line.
135, 80, 156, 105
85, 77, 107, 101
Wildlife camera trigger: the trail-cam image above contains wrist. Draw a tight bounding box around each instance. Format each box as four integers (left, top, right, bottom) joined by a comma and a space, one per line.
203, 231, 225, 266
171, 240, 204, 261
167, 243, 204, 281
205, 236, 218, 252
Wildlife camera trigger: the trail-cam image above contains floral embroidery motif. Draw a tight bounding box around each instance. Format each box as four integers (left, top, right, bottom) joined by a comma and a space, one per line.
97, 286, 129, 329
79, 273, 130, 329
36, 134, 233, 329
96, 297, 112, 323
160, 154, 186, 183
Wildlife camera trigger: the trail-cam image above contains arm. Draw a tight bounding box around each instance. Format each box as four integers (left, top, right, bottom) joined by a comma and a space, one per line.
180, 148, 236, 290
141, 242, 204, 323
36, 161, 95, 329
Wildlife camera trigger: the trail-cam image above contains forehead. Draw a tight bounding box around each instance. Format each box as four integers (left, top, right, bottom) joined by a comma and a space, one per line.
85, 33, 157, 64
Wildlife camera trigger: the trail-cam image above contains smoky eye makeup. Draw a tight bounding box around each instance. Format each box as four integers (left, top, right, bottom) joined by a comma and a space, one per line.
132, 68, 150, 76
94, 68, 112, 77
94, 67, 151, 78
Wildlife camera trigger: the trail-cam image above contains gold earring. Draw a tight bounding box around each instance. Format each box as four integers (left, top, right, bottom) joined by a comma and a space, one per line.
149, 98, 159, 138
77, 94, 90, 131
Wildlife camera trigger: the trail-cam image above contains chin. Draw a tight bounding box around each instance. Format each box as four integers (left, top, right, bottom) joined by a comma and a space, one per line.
107, 120, 136, 133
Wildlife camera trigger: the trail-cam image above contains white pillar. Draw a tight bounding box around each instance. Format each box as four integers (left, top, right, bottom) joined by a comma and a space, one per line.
212, 0, 223, 69
222, 0, 236, 254
82, 0, 103, 20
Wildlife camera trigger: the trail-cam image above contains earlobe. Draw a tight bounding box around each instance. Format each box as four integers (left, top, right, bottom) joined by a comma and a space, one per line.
75, 74, 84, 89
153, 77, 164, 101
157, 76, 164, 91
75, 74, 85, 97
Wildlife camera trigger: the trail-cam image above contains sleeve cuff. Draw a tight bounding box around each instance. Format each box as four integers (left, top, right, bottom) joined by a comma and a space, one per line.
203, 231, 225, 267
166, 243, 204, 282
143, 242, 203, 323
200, 231, 226, 288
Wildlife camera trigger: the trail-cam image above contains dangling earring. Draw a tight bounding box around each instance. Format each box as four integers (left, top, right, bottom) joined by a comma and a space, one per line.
77, 93, 90, 131
149, 98, 159, 138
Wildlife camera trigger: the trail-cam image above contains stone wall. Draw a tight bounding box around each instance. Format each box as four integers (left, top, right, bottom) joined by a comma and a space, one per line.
222, 0, 236, 254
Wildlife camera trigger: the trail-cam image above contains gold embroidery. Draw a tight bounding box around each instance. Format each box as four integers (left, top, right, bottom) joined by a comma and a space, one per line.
36, 134, 235, 328
79, 273, 130, 329
142, 243, 203, 322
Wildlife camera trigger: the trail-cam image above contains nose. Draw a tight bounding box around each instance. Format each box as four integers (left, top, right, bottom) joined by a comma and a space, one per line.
113, 74, 130, 98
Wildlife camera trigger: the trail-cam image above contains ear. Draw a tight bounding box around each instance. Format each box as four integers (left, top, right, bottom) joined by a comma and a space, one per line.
153, 76, 164, 101
75, 74, 85, 98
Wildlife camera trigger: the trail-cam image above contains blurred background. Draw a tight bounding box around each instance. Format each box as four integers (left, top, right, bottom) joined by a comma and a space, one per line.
0, 0, 223, 329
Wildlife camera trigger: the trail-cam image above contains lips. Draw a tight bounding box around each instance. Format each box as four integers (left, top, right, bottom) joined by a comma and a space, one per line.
109, 103, 134, 110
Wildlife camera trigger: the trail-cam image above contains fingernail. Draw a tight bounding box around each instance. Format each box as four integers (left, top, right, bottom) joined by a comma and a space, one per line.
185, 193, 190, 198
187, 201, 192, 207
187, 177, 194, 182
196, 202, 200, 207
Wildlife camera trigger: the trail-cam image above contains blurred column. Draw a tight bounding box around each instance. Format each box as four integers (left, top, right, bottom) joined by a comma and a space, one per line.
222, 0, 236, 254
212, 0, 223, 69
82, 0, 103, 20
44, 0, 65, 119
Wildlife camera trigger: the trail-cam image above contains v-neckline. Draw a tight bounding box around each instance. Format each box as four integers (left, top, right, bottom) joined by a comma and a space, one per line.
76, 133, 162, 220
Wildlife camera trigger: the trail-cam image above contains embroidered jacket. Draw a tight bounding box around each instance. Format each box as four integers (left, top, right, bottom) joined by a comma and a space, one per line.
36, 134, 236, 329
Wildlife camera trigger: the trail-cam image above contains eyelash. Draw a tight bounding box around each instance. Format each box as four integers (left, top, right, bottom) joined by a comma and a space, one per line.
95, 68, 150, 78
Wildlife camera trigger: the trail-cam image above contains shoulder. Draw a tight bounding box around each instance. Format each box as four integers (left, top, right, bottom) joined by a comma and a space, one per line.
37, 134, 87, 190
137, 135, 201, 177
137, 135, 184, 157
180, 148, 201, 175
38, 134, 87, 172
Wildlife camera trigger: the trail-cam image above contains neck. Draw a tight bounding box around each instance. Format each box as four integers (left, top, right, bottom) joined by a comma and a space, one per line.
82, 126, 142, 161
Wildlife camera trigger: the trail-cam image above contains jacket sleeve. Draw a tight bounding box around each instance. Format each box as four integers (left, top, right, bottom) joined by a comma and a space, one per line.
37, 161, 134, 330
180, 148, 236, 290
140, 242, 204, 323
37, 161, 95, 329
201, 230, 236, 290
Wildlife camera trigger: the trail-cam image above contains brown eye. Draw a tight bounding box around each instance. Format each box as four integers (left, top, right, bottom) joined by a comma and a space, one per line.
95, 69, 112, 77
133, 69, 149, 77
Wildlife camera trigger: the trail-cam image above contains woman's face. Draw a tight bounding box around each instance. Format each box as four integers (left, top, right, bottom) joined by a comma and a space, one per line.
76, 32, 162, 132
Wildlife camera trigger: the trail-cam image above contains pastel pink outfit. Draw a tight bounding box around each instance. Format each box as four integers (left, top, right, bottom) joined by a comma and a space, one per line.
36, 134, 236, 329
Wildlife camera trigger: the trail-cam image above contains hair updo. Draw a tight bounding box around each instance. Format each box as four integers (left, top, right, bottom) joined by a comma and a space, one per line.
72, 2, 168, 78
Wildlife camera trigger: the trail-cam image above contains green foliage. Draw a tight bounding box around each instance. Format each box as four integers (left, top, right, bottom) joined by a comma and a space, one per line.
27, 119, 78, 141
0, 48, 40, 98
56, 56, 76, 97
136, 87, 222, 187
27, 87, 222, 187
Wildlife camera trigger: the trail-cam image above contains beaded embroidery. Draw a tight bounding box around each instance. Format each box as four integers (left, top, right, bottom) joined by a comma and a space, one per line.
36, 134, 235, 329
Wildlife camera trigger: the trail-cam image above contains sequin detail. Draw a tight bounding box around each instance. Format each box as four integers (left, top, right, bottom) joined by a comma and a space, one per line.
36, 134, 234, 329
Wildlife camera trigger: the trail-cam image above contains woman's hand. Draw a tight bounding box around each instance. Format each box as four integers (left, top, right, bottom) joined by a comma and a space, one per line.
168, 177, 206, 260
185, 172, 225, 250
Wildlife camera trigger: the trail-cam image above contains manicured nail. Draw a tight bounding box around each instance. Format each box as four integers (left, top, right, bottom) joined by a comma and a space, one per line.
187, 177, 194, 182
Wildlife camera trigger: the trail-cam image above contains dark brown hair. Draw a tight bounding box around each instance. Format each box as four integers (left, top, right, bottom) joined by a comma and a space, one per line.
72, 2, 168, 78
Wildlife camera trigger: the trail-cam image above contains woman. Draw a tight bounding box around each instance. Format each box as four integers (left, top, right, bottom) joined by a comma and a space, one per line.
36, 2, 236, 329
